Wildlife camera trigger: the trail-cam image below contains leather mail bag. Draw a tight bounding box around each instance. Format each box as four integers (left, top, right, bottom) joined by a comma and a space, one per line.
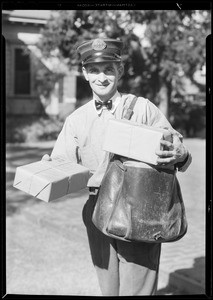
92, 97, 188, 243
92, 157, 187, 243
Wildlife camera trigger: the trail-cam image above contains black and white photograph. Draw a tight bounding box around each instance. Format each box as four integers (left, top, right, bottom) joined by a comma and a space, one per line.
2, 5, 211, 297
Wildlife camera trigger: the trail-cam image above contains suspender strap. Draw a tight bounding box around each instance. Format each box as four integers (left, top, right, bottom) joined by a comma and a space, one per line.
123, 96, 138, 120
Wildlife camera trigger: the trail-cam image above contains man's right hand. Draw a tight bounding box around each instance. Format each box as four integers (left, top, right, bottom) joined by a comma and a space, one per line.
41, 154, 52, 161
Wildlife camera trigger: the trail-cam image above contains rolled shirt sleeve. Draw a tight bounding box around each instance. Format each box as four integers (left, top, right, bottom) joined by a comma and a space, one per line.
175, 151, 192, 172
51, 116, 79, 163
144, 99, 192, 172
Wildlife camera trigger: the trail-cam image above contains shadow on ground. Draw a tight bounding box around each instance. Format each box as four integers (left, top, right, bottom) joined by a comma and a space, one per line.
6, 145, 54, 216
157, 256, 205, 295
6, 186, 37, 217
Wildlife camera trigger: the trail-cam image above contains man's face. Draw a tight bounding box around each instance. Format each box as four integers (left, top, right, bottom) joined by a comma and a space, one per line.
82, 62, 123, 101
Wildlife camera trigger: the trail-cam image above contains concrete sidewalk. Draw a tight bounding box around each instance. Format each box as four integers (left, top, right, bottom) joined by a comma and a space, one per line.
5, 139, 206, 296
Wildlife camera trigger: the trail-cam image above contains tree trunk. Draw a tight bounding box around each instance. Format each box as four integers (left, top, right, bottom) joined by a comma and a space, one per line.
158, 83, 171, 120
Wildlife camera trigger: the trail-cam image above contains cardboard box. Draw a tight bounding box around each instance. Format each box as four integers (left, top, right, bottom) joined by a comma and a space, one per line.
103, 119, 173, 165
13, 157, 91, 202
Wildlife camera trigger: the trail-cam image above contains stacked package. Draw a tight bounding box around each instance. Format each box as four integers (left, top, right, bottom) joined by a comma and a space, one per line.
13, 157, 91, 202
103, 119, 173, 165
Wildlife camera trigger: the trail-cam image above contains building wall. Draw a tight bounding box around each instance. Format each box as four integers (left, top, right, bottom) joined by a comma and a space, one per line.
3, 22, 42, 40
3, 17, 78, 117
6, 97, 44, 115
3, 21, 45, 115
5, 40, 12, 99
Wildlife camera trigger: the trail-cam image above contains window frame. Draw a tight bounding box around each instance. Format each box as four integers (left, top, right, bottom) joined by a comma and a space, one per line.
11, 44, 33, 97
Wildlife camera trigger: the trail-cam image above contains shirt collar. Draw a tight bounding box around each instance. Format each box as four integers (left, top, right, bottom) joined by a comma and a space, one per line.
93, 91, 121, 115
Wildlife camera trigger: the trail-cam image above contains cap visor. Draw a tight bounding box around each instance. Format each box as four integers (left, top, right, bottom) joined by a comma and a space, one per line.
83, 56, 121, 65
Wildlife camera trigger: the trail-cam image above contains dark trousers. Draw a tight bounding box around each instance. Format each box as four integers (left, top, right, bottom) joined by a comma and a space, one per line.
82, 194, 161, 296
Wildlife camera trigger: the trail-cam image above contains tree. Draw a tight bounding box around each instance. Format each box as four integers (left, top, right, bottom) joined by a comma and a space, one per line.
139, 10, 210, 118
37, 10, 210, 120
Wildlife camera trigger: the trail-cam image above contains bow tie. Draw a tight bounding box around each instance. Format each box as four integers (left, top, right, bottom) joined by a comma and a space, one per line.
95, 99, 112, 110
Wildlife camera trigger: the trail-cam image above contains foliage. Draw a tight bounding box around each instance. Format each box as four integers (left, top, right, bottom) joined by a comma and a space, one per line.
37, 10, 130, 68
34, 68, 61, 100
170, 99, 205, 138
37, 9, 210, 131
141, 10, 209, 98
6, 116, 63, 143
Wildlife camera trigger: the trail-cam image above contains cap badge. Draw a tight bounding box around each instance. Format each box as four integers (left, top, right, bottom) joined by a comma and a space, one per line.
92, 39, 107, 51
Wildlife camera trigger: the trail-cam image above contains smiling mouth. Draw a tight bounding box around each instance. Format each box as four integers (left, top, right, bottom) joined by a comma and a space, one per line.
97, 84, 109, 87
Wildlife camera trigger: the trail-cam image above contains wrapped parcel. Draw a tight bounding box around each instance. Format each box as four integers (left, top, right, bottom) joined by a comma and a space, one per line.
13, 157, 91, 202
103, 119, 173, 165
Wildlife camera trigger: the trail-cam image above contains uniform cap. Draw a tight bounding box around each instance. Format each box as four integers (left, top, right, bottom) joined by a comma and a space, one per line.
77, 38, 123, 65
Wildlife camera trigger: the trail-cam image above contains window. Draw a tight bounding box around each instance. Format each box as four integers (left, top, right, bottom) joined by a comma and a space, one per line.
14, 48, 31, 95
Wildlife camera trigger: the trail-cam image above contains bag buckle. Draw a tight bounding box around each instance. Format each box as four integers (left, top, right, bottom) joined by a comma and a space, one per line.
89, 187, 99, 195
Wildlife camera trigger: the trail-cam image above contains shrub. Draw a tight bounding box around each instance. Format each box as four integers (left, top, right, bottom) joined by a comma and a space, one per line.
170, 100, 205, 138
6, 115, 64, 143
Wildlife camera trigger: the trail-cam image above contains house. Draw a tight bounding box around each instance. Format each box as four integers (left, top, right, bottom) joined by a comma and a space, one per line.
2, 10, 78, 117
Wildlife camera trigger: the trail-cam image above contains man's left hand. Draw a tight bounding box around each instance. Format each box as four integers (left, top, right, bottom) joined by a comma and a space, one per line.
155, 132, 188, 167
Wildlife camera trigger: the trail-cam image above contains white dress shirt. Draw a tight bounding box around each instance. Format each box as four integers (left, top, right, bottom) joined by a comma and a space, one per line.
51, 92, 192, 187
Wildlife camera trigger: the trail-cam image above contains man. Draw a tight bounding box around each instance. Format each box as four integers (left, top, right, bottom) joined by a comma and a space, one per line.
43, 38, 192, 296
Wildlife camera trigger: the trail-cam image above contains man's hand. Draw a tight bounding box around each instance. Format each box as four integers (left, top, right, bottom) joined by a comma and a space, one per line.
155, 132, 188, 167
41, 154, 52, 161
